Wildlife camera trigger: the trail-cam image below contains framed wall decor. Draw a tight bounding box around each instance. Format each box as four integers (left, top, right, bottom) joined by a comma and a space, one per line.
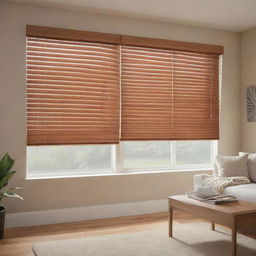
247, 85, 256, 122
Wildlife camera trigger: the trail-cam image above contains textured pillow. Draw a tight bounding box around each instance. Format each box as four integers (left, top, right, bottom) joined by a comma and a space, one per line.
215, 154, 249, 178
239, 152, 256, 182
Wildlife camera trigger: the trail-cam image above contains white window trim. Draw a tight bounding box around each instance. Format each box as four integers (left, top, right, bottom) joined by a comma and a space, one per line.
26, 167, 213, 180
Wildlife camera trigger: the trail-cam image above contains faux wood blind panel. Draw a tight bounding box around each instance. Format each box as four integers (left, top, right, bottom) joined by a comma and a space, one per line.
121, 46, 219, 140
172, 51, 219, 140
121, 46, 174, 140
26, 37, 120, 145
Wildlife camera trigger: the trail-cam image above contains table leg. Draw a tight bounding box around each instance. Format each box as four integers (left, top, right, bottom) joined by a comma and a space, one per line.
211, 222, 215, 231
232, 220, 237, 256
169, 203, 173, 237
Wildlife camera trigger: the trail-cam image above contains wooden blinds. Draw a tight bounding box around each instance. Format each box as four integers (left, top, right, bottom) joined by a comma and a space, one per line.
26, 37, 120, 145
26, 25, 222, 145
121, 46, 174, 140
121, 46, 219, 140
172, 51, 219, 140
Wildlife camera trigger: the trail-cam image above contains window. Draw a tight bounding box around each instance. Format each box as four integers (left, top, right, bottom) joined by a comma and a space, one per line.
122, 140, 216, 171
175, 140, 212, 165
26, 25, 222, 178
27, 145, 113, 178
27, 140, 216, 178
122, 141, 172, 169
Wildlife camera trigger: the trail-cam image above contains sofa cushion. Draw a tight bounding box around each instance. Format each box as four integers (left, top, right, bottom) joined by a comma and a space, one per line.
223, 183, 256, 203
215, 154, 249, 178
239, 152, 256, 182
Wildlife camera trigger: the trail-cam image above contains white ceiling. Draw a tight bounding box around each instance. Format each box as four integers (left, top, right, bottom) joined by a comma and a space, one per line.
5, 0, 256, 32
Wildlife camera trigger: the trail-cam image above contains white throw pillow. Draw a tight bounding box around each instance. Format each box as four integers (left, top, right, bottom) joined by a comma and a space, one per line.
215, 154, 249, 178
239, 152, 256, 182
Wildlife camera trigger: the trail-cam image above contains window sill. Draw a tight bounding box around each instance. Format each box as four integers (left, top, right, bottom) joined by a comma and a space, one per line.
25, 168, 213, 181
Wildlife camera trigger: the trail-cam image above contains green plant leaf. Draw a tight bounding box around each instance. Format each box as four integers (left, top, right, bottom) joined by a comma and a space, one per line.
0, 153, 22, 202
0, 153, 15, 179
3, 192, 23, 200
0, 171, 16, 190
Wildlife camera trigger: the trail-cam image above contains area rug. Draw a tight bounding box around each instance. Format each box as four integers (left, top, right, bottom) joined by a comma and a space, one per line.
32, 222, 256, 256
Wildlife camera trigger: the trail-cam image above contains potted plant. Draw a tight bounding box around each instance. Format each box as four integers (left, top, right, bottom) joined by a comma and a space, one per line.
0, 153, 23, 239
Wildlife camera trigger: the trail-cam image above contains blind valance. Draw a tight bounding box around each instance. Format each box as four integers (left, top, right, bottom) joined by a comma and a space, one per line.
27, 25, 223, 55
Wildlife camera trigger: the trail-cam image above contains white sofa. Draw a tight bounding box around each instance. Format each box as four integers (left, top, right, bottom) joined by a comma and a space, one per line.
223, 183, 256, 202
194, 174, 256, 203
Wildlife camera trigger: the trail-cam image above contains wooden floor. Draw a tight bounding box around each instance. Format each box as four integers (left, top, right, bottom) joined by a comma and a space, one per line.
1, 211, 255, 256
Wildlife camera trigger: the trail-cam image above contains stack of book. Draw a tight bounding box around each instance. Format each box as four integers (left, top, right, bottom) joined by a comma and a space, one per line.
186, 191, 237, 205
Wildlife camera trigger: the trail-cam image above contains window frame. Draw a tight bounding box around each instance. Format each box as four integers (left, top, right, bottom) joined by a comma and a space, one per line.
25, 26, 222, 179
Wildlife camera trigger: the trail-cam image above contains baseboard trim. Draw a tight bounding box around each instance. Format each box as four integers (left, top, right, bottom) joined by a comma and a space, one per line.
6, 199, 168, 228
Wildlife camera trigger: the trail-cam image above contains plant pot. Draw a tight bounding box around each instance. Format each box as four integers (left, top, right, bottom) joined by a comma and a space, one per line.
0, 206, 6, 239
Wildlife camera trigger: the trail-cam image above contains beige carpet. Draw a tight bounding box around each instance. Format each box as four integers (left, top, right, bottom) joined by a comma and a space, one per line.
32, 222, 256, 256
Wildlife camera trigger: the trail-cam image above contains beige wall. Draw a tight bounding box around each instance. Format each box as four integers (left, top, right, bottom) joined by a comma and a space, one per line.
0, 2, 241, 213
241, 28, 256, 152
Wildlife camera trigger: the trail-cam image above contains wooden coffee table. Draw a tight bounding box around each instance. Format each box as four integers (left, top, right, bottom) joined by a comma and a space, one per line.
169, 195, 256, 256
